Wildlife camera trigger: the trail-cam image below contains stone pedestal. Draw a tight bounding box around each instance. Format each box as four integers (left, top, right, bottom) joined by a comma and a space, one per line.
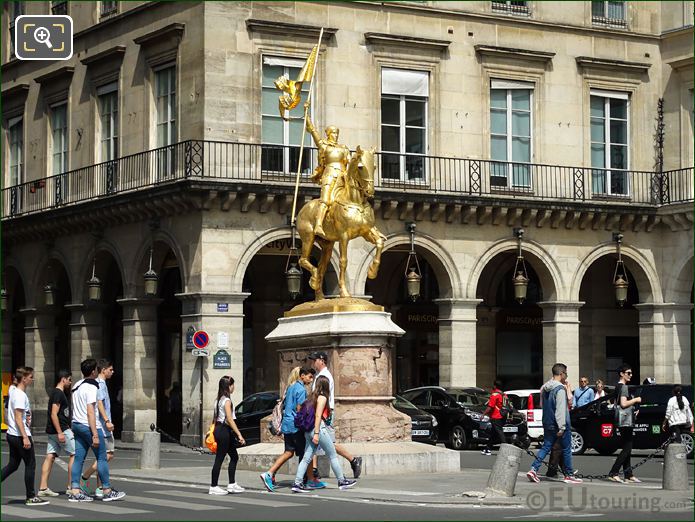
265, 304, 410, 443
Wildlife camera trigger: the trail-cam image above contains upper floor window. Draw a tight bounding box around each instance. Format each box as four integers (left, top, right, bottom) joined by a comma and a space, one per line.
591, 1, 627, 27
491, 1, 529, 15
100, 1, 118, 17
97, 82, 119, 162
490, 79, 533, 189
261, 56, 311, 174
8, 116, 23, 186
8, 2, 25, 58
380, 68, 428, 183
50, 102, 68, 176
51, 1, 68, 15
590, 89, 629, 196
155, 65, 176, 176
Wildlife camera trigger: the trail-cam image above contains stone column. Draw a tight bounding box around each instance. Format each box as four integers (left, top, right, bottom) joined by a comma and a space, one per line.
538, 301, 584, 378
66, 303, 105, 373
118, 297, 162, 443
1, 308, 12, 372
667, 304, 693, 384
435, 298, 482, 388
176, 292, 249, 447
21, 308, 54, 430
476, 306, 499, 388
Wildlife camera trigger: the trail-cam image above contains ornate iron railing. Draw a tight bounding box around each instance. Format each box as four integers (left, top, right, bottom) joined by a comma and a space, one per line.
2, 140, 692, 219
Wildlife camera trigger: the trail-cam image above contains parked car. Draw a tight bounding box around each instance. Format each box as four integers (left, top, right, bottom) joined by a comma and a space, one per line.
570, 384, 693, 457
507, 389, 543, 442
401, 386, 530, 450
392, 395, 438, 445
234, 391, 279, 445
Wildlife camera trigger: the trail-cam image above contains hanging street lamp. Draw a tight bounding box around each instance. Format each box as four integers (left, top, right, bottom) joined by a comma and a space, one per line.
612, 232, 629, 307
285, 223, 302, 299
144, 247, 158, 296
512, 227, 529, 304
87, 258, 102, 302
404, 222, 422, 301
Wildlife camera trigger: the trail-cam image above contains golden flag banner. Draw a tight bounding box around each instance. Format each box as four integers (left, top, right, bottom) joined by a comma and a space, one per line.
274, 44, 318, 120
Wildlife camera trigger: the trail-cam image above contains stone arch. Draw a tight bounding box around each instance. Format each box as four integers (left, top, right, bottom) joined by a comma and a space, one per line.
231, 226, 340, 293
29, 248, 74, 306
4, 256, 30, 298
355, 232, 459, 298
570, 243, 661, 303
76, 238, 128, 301
467, 239, 563, 301
664, 256, 693, 304
129, 229, 188, 295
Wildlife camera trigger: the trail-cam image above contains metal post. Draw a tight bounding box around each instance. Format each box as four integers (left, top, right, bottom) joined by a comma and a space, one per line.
199, 357, 204, 446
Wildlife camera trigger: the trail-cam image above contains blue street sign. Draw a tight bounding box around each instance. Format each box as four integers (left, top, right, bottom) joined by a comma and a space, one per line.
192, 330, 209, 349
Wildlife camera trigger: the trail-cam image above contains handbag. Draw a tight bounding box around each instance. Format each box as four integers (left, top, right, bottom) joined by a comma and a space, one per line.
205, 400, 219, 453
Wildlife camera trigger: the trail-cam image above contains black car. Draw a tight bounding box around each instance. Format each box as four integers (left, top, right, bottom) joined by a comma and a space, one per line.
234, 391, 279, 445
392, 395, 438, 445
570, 384, 693, 457
401, 386, 530, 450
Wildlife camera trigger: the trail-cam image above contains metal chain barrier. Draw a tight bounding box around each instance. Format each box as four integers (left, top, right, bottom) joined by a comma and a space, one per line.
150, 423, 213, 455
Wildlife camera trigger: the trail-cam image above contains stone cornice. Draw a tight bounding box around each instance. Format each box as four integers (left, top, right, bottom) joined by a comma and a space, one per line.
666, 56, 693, 71
475, 45, 555, 63
364, 32, 451, 51
245, 19, 338, 39
33, 66, 75, 85
133, 23, 185, 47
80, 45, 127, 66
1, 83, 30, 101
575, 56, 651, 74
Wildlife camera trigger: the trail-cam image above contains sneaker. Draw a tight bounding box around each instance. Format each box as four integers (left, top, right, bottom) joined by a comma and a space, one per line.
608, 475, 625, 483
101, 489, 126, 502
271, 474, 277, 486
563, 475, 583, 484
481, 449, 492, 456
80, 477, 94, 496
291, 482, 311, 493
526, 470, 540, 483
25, 497, 50, 506
306, 480, 327, 489
545, 468, 558, 478
312, 467, 321, 481
338, 478, 357, 490
68, 491, 94, 502
37, 488, 59, 497
260, 472, 275, 492
350, 456, 363, 479
209, 486, 228, 495
227, 483, 245, 494
625, 476, 642, 483
95, 487, 104, 498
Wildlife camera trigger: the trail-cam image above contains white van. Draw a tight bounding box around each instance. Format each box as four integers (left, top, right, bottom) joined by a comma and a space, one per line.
506, 389, 543, 441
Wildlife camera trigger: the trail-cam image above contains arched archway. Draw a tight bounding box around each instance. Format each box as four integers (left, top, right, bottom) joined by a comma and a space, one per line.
2, 265, 27, 373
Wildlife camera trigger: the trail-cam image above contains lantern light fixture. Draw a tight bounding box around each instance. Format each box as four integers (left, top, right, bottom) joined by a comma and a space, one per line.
87, 257, 102, 302
144, 247, 158, 296
285, 223, 302, 299
1, 287, 7, 312
512, 227, 529, 304
612, 232, 629, 307
404, 222, 422, 301
44, 283, 56, 306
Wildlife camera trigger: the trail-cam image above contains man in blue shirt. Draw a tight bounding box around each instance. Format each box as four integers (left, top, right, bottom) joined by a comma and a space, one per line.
260, 367, 324, 492
573, 377, 595, 408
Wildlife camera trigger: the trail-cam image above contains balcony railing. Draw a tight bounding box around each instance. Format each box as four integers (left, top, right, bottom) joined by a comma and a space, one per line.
2, 140, 692, 219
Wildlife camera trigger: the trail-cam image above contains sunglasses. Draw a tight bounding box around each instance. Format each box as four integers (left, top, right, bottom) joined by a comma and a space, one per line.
624, 371, 632, 375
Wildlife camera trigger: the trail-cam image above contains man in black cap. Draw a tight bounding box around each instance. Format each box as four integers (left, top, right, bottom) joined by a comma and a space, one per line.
307, 351, 362, 479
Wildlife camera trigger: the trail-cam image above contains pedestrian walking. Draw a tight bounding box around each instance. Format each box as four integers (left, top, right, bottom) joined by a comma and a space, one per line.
595, 379, 606, 399
573, 377, 595, 408
481, 379, 506, 456
1, 367, 49, 506
209, 375, 246, 495
663, 385, 694, 443
38, 370, 75, 497
307, 351, 362, 479
526, 363, 582, 484
291, 376, 357, 492
70, 358, 125, 502
260, 367, 323, 492
80, 359, 116, 498
608, 364, 642, 483
546, 377, 576, 479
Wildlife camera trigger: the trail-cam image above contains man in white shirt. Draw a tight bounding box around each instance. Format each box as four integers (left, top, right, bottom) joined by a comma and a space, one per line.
1, 367, 49, 506
308, 351, 362, 479
69, 358, 125, 502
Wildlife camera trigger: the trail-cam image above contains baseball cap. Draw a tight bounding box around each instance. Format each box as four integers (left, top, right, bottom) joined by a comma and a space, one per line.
307, 351, 328, 361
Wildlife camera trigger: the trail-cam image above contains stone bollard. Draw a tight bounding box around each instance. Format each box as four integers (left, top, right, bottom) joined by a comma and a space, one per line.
140, 431, 161, 469
485, 443, 523, 497
663, 442, 688, 491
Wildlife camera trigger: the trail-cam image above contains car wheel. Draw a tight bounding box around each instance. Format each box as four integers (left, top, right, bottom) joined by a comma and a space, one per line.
596, 446, 616, 456
446, 425, 467, 451
679, 433, 694, 458
571, 430, 586, 455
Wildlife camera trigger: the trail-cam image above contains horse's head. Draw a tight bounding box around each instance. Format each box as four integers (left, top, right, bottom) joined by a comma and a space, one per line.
349, 146, 376, 199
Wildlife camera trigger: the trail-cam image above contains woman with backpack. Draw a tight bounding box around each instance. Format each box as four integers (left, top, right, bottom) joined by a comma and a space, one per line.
664, 385, 694, 443
291, 376, 356, 492
209, 376, 246, 495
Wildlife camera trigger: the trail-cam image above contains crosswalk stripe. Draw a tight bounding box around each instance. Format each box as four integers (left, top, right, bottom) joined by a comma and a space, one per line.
48, 500, 150, 515
0, 505, 70, 519
147, 489, 307, 508
124, 494, 224, 511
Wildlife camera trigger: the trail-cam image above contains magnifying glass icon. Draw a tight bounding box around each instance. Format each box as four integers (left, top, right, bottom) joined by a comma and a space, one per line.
34, 26, 53, 49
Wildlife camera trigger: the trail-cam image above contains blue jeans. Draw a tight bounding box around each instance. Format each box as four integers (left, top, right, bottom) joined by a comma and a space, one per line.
531, 427, 574, 475
71, 423, 110, 490
294, 425, 344, 484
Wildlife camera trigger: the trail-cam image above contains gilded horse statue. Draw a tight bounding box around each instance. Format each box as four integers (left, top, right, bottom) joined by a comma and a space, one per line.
296, 147, 386, 300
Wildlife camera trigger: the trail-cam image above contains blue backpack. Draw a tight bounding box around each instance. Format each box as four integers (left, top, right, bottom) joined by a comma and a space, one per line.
294, 400, 316, 432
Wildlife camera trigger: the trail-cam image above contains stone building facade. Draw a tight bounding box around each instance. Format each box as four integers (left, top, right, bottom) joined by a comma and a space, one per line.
1, 1, 693, 444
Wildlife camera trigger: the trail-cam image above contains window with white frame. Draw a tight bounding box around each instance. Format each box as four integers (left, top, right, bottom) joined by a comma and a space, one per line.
261, 56, 312, 174
490, 79, 533, 188
155, 65, 176, 176
51, 102, 68, 176
380, 68, 428, 182
591, 1, 627, 26
8, 116, 23, 186
590, 89, 629, 196
100, 1, 117, 17
98, 82, 118, 162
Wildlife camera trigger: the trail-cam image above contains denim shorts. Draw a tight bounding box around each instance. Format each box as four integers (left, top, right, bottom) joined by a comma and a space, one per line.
46, 429, 76, 456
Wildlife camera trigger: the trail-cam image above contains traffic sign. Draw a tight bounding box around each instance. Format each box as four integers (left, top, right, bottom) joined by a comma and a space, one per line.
192, 330, 210, 349
192, 348, 210, 357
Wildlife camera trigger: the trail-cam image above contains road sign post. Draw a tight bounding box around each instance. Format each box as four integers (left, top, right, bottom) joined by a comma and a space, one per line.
192, 330, 210, 446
